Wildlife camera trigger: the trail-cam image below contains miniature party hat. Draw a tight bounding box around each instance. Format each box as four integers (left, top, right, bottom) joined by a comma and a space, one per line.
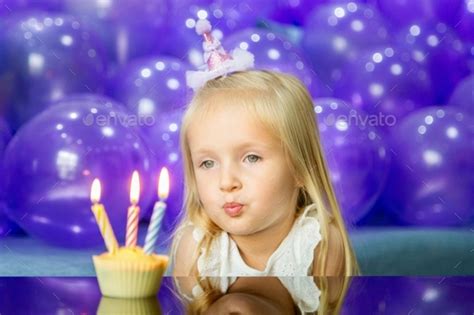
186, 19, 255, 91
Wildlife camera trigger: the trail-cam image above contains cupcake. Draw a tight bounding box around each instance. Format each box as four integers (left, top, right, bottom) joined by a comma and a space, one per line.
93, 246, 169, 298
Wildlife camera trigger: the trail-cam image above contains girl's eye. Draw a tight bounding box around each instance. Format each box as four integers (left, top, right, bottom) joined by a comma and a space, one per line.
245, 154, 261, 163
199, 160, 214, 169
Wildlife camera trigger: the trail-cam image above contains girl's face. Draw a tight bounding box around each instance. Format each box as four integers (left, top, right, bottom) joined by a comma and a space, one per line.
187, 98, 300, 236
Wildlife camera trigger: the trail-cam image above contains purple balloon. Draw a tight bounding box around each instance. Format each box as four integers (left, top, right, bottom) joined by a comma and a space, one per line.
303, 2, 390, 87
0, 116, 11, 155
0, 21, 8, 109
1, 12, 107, 130
376, 0, 463, 29
333, 43, 434, 128
0, 117, 21, 237
449, 74, 474, 116
63, 0, 168, 66
269, 0, 328, 25
141, 109, 185, 246
51, 93, 127, 111
224, 28, 331, 97
395, 22, 470, 104
269, 0, 371, 25
315, 98, 390, 224
0, 208, 22, 237
161, 0, 273, 67
110, 56, 191, 119
467, 41, 474, 70
0, 0, 63, 16
215, 0, 274, 29
382, 106, 474, 226
0, 117, 17, 237
2, 96, 155, 248
453, 0, 474, 42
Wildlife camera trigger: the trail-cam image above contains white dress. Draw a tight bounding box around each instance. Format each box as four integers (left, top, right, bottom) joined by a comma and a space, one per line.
172, 204, 323, 313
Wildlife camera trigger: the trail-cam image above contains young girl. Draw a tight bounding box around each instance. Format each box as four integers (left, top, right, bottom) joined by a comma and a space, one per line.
171, 69, 359, 271
170, 19, 359, 301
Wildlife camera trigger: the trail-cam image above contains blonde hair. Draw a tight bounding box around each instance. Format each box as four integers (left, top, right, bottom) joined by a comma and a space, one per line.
171, 70, 359, 276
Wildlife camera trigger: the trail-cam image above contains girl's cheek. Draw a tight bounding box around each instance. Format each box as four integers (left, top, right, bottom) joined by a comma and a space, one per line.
196, 173, 218, 189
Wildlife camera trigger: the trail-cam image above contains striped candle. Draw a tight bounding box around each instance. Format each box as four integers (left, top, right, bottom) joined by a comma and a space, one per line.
125, 205, 139, 247
125, 171, 140, 248
90, 179, 118, 253
91, 204, 118, 253
144, 201, 166, 254
144, 167, 169, 255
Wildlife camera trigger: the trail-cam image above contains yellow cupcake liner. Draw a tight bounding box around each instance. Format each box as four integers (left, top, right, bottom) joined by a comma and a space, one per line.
93, 254, 169, 299
97, 296, 161, 315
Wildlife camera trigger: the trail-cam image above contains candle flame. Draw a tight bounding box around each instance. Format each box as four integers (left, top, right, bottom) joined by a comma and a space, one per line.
91, 178, 101, 203
158, 167, 170, 200
130, 170, 140, 204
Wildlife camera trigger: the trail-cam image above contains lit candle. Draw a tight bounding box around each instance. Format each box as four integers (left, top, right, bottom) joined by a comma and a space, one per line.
90, 178, 118, 253
144, 167, 169, 255
125, 171, 140, 248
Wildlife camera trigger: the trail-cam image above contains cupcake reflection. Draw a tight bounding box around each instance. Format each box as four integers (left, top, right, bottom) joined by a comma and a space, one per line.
174, 276, 350, 315
97, 296, 162, 315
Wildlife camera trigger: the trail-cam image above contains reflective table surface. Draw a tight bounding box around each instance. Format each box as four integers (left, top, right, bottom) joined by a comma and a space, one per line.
0, 276, 473, 314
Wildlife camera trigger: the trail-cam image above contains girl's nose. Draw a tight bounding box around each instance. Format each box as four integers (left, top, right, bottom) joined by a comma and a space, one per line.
219, 165, 242, 192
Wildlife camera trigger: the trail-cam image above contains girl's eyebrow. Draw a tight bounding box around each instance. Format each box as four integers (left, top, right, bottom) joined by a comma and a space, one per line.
193, 141, 273, 155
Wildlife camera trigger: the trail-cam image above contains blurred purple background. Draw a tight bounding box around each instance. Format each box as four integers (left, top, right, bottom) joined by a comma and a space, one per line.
0, 0, 473, 249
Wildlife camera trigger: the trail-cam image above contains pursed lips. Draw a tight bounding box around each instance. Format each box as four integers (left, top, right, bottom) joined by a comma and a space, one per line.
223, 202, 244, 217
